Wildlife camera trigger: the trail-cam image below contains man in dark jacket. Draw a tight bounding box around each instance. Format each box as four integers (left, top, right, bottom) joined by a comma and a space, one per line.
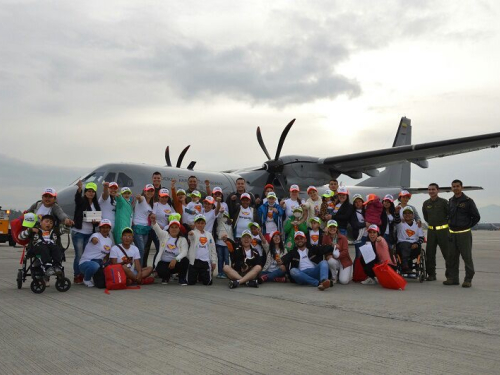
281, 231, 332, 291
444, 180, 481, 288
223, 230, 262, 289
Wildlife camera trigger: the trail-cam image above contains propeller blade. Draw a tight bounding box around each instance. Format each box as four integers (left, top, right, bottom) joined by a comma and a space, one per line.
165, 146, 172, 167
176, 145, 191, 168
274, 119, 295, 160
257, 126, 272, 160
275, 174, 287, 192
187, 161, 196, 170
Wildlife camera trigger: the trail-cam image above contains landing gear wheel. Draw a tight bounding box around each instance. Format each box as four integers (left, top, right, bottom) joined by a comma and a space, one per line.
30, 279, 46, 294
55, 277, 71, 292
17, 269, 23, 289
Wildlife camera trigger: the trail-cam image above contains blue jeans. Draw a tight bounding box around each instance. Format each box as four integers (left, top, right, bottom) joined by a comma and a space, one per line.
134, 233, 149, 261
339, 228, 347, 236
261, 268, 286, 280
216, 245, 229, 275
71, 231, 92, 276
79, 259, 102, 281
383, 233, 394, 249
290, 260, 329, 286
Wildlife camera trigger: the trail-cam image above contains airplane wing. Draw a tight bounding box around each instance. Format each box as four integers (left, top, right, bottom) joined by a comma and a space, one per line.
320, 132, 500, 173
408, 186, 483, 194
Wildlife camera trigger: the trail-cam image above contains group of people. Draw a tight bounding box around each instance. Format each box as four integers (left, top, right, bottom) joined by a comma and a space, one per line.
20, 173, 481, 290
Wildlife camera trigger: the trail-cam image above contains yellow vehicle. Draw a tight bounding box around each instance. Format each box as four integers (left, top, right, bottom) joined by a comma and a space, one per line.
0, 206, 15, 246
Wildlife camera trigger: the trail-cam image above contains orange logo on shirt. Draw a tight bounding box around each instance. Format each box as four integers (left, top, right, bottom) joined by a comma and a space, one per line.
167, 244, 176, 250
405, 229, 416, 237
241, 211, 250, 216
267, 211, 273, 219
164, 209, 171, 214
311, 235, 319, 243
328, 202, 334, 208
103, 245, 111, 251
199, 237, 208, 245
195, 205, 202, 213
42, 231, 50, 237
251, 239, 258, 247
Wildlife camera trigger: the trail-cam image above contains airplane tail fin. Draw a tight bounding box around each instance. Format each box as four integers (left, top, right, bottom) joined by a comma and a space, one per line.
356, 117, 411, 188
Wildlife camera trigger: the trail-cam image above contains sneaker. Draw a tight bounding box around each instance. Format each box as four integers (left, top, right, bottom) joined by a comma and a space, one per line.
258, 275, 268, 284
220, 274, 227, 279
229, 280, 239, 289
330, 279, 337, 286
462, 280, 472, 288
361, 277, 377, 285
83, 279, 94, 288
216, 274, 223, 279
273, 277, 286, 283
46, 267, 56, 276
246, 280, 259, 288
161, 279, 168, 285
74, 275, 84, 285
443, 279, 460, 286
426, 275, 437, 281
179, 278, 188, 286
317, 279, 330, 291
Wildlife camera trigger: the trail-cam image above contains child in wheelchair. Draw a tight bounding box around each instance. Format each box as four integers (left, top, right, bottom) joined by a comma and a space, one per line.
394, 206, 424, 274
19, 213, 64, 277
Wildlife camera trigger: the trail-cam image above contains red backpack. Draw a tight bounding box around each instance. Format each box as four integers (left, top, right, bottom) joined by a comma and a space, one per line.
104, 245, 140, 294
352, 257, 368, 282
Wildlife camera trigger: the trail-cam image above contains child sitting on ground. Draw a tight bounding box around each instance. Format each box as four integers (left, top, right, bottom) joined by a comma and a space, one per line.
19, 213, 63, 276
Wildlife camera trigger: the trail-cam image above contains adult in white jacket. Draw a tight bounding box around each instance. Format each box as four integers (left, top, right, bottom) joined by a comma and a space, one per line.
187, 214, 217, 285
150, 214, 189, 285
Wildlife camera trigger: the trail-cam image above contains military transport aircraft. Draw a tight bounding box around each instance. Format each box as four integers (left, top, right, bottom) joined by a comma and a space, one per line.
55, 117, 500, 215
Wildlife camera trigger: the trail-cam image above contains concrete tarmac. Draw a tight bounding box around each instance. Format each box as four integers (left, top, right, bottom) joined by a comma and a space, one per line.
1, 231, 499, 375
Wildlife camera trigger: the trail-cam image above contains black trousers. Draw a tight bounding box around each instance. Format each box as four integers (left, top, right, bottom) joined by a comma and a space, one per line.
32, 243, 62, 266
156, 258, 189, 281
187, 259, 212, 285
396, 242, 420, 266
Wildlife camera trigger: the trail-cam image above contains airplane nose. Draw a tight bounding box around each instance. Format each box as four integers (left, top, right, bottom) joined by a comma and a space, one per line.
57, 185, 78, 219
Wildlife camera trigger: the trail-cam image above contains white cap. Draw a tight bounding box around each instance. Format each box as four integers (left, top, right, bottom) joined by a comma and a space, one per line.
289, 184, 300, 192
43, 188, 57, 197
99, 219, 112, 227
240, 193, 251, 200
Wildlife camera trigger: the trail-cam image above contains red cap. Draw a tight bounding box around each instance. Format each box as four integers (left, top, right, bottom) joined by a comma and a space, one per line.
363, 194, 379, 205
264, 184, 274, 190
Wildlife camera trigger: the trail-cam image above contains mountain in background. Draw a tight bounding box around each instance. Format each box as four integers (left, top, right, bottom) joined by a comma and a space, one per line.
478, 204, 500, 223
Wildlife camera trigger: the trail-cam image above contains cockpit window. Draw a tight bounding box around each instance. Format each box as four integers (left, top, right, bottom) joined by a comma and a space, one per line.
104, 172, 116, 183
117, 172, 134, 188
81, 171, 106, 184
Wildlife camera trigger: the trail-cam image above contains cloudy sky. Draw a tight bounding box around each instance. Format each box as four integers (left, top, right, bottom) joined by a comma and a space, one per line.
1, 0, 500, 212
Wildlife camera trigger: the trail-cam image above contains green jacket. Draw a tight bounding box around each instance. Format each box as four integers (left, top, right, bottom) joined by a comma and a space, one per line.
113, 194, 133, 243
283, 217, 308, 252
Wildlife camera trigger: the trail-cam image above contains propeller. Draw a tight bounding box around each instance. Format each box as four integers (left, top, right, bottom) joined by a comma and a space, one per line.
256, 119, 296, 191
165, 145, 195, 169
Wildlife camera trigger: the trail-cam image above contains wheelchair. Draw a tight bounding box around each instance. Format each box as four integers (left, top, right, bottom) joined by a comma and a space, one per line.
395, 243, 427, 283
16, 244, 72, 294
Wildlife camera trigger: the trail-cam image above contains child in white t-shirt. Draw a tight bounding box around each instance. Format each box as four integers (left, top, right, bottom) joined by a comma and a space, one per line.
153, 188, 176, 230
184, 190, 203, 229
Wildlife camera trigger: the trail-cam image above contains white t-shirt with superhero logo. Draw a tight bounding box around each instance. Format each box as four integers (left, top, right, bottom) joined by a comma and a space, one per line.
36, 205, 52, 217
153, 202, 175, 229
265, 205, 278, 234
203, 209, 216, 233
79, 233, 112, 264
185, 201, 203, 225
235, 207, 253, 238
283, 198, 300, 219
309, 230, 320, 246
305, 198, 322, 227
396, 221, 424, 243
195, 233, 210, 262
161, 236, 179, 262
110, 244, 141, 271
251, 234, 264, 256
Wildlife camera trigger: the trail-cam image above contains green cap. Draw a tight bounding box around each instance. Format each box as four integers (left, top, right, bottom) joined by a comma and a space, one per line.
122, 227, 133, 235
169, 213, 181, 222
22, 213, 37, 228
248, 222, 260, 229
309, 216, 322, 225
85, 182, 98, 191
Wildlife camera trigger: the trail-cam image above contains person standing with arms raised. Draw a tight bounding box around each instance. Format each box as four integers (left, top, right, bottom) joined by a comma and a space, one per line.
444, 180, 480, 288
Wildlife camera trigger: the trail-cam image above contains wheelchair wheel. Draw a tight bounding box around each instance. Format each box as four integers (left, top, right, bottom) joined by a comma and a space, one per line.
55, 277, 71, 292
419, 250, 427, 283
30, 279, 46, 294
17, 269, 23, 289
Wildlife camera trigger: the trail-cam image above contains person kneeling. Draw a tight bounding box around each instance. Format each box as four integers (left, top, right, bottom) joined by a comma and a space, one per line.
224, 230, 263, 288
281, 231, 332, 291
150, 214, 189, 285
322, 220, 352, 285
187, 214, 217, 285
360, 225, 397, 285
79, 219, 113, 287
259, 231, 287, 283
110, 227, 154, 285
